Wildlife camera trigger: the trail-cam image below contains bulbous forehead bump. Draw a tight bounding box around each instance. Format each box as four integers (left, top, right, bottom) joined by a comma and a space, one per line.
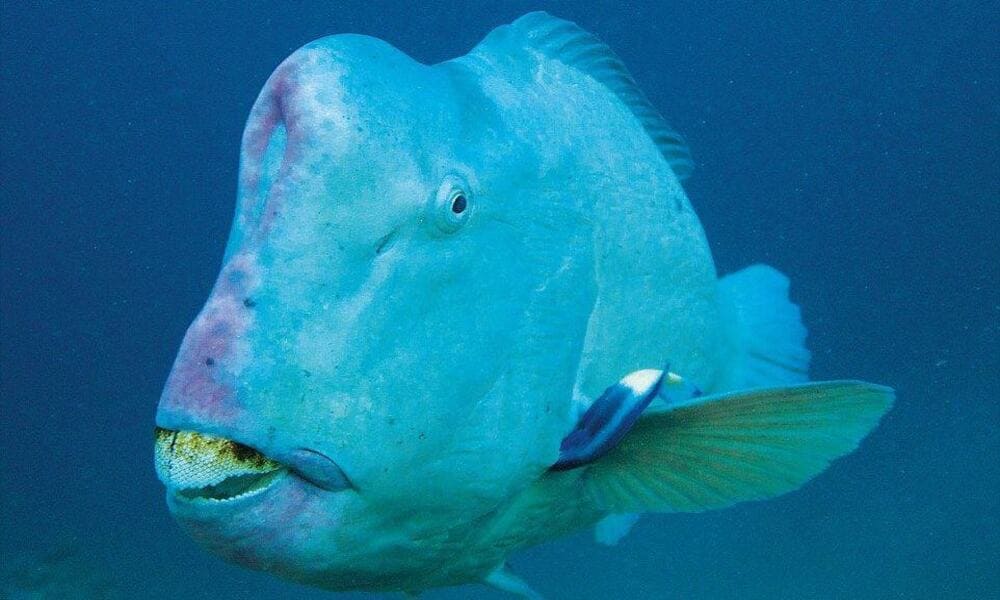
238, 42, 362, 224
245, 42, 363, 169
236, 35, 443, 249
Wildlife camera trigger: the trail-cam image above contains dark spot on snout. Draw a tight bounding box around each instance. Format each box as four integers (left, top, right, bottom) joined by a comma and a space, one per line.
243, 297, 257, 308
205, 357, 215, 366
374, 228, 399, 255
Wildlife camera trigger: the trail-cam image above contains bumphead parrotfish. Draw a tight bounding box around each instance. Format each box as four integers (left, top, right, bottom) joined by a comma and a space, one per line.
154, 12, 893, 598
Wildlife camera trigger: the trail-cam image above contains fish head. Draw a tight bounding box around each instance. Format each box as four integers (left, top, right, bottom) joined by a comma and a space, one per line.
154, 32, 595, 585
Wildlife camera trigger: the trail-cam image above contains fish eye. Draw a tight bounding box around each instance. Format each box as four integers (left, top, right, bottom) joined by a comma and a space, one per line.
429, 175, 473, 234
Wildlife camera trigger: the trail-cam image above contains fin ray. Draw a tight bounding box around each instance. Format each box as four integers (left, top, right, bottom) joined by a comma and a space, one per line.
504, 11, 694, 180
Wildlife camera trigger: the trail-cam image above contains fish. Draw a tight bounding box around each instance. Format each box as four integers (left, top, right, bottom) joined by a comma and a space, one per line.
153, 11, 893, 598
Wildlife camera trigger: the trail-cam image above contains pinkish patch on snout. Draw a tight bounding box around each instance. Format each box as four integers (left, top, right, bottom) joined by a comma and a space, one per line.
159, 252, 262, 427
238, 55, 316, 238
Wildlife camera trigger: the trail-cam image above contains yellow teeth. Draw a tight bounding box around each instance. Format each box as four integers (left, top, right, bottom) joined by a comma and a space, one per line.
154, 428, 283, 491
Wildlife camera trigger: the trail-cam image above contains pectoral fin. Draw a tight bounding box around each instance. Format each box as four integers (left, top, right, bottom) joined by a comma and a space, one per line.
583, 381, 894, 513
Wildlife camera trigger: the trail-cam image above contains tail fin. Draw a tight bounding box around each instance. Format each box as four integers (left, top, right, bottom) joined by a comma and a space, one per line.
583, 381, 894, 514
717, 264, 810, 389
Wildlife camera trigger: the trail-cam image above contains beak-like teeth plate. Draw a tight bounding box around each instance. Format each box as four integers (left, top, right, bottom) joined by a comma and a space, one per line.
154, 427, 283, 490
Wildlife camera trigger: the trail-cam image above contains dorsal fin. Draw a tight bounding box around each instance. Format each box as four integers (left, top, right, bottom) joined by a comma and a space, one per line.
508, 11, 694, 180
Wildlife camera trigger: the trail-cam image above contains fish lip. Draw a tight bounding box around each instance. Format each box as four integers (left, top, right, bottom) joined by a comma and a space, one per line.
277, 447, 356, 493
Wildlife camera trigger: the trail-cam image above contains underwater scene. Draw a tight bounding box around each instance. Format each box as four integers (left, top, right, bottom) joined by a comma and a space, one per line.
1, 2, 997, 598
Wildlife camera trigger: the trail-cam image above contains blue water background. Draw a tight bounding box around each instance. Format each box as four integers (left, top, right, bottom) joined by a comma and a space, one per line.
2, 1, 997, 598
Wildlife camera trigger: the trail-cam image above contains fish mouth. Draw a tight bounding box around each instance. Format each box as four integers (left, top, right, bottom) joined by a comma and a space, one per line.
154, 427, 288, 503
176, 468, 286, 502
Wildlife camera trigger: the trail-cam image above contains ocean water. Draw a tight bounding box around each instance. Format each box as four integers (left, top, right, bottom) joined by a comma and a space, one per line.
1, 1, 996, 598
